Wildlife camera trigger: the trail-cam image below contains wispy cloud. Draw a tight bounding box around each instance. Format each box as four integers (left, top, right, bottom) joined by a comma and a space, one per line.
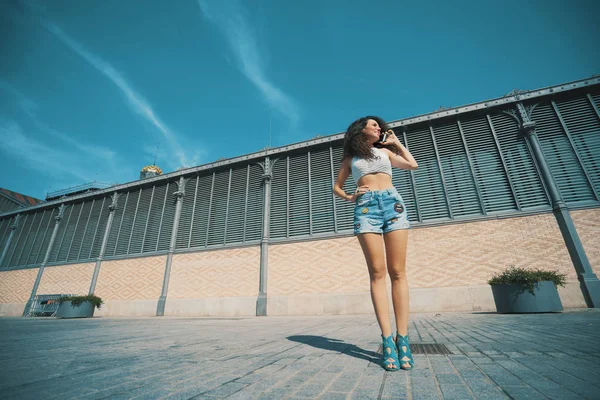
1, 82, 118, 165
39, 20, 190, 168
198, 0, 301, 127
0, 119, 94, 183
0, 82, 134, 195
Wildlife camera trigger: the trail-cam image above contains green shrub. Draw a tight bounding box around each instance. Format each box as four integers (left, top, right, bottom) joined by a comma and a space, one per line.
57, 294, 104, 309
488, 266, 567, 295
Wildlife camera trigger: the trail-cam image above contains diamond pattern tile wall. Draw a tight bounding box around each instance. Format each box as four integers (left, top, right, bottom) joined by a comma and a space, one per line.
406, 214, 575, 288
268, 213, 587, 295
37, 263, 94, 296
572, 209, 600, 274
169, 247, 260, 298
0, 269, 38, 303
94, 256, 166, 300
269, 237, 370, 296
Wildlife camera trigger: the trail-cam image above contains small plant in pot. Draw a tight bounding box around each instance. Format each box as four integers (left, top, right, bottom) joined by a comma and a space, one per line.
56, 294, 104, 319
488, 266, 567, 313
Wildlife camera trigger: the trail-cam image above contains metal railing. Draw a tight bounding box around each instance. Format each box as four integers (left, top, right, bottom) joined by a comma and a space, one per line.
24, 294, 73, 317
46, 182, 113, 200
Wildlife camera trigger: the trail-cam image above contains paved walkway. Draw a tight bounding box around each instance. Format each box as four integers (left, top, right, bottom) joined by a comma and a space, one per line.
0, 310, 599, 399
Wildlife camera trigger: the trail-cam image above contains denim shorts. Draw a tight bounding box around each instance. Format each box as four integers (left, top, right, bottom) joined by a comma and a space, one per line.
353, 187, 410, 235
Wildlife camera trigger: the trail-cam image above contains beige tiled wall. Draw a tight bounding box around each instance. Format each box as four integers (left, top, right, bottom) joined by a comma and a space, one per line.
37, 263, 95, 296
572, 209, 600, 275
94, 256, 166, 300
0, 268, 38, 303
269, 237, 370, 296
269, 211, 599, 296
406, 214, 577, 288
168, 247, 260, 298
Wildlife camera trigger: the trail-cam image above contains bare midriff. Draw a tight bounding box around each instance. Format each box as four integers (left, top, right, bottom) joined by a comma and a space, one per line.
356, 172, 394, 191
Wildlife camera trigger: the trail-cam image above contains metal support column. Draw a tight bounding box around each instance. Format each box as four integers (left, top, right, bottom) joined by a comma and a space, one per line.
0, 214, 20, 267
257, 157, 275, 316
156, 176, 188, 316
514, 102, 600, 308
89, 193, 120, 294
22, 205, 66, 316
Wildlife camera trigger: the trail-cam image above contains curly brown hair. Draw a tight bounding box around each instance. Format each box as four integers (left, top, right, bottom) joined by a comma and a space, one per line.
342, 116, 398, 161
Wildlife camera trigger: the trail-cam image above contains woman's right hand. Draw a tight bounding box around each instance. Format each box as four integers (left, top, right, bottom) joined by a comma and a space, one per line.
348, 186, 370, 202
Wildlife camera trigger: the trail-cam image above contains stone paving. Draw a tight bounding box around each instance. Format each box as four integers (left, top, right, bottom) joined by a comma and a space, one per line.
0, 309, 599, 399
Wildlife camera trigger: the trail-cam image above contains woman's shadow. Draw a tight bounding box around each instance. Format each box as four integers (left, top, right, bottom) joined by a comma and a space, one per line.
287, 335, 379, 363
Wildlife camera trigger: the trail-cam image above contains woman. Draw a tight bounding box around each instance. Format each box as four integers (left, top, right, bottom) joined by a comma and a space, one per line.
333, 116, 418, 371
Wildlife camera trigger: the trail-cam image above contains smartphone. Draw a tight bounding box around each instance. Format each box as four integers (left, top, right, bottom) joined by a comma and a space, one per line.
376, 133, 388, 145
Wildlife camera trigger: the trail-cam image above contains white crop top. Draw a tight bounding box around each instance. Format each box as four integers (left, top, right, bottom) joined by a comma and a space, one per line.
351, 147, 392, 184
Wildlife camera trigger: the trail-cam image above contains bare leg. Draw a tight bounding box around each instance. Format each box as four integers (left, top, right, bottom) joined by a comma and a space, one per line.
357, 233, 392, 338
384, 229, 411, 369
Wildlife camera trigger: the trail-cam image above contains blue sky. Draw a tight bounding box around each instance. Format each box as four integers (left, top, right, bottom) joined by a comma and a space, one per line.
1, 0, 599, 200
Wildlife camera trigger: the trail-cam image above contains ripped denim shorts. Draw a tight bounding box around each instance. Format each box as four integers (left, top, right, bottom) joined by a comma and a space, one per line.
353, 187, 410, 235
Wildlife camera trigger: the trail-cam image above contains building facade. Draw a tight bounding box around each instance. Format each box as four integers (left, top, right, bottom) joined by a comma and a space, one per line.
0, 188, 42, 214
1, 76, 599, 317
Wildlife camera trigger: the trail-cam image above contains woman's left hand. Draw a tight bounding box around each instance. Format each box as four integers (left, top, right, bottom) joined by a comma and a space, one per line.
382, 130, 402, 148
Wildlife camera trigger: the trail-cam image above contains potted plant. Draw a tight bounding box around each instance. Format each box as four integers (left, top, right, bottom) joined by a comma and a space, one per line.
488, 266, 566, 313
56, 294, 104, 318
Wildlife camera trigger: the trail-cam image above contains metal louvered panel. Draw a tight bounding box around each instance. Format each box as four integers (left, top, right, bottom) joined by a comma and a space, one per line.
143, 184, 167, 253
89, 198, 108, 259
115, 189, 139, 256
55, 203, 83, 263
6, 213, 28, 267
158, 183, 176, 251
55, 205, 77, 262
35, 208, 57, 264
407, 127, 449, 220
0, 214, 21, 267
140, 186, 156, 252
101, 193, 123, 257
432, 123, 482, 217
0, 218, 11, 253
176, 176, 197, 249
555, 96, 600, 198
331, 145, 354, 231
329, 148, 338, 231
106, 195, 125, 257
27, 211, 49, 265
532, 103, 596, 204
391, 133, 418, 222
270, 157, 288, 239
48, 207, 69, 263
65, 202, 85, 262
16, 212, 43, 266
490, 113, 549, 209
6, 215, 26, 266
67, 201, 92, 262
207, 170, 229, 246
592, 92, 600, 110
73, 200, 95, 260
310, 148, 335, 234
156, 183, 172, 252
129, 187, 152, 254
461, 116, 517, 212
226, 167, 247, 244
2, 214, 26, 267
189, 173, 212, 249
12, 213, 34, 267
0, 197, 18, 213
245, 164, 263, 241
224, 170, 233, 244
289, 153, 310, 236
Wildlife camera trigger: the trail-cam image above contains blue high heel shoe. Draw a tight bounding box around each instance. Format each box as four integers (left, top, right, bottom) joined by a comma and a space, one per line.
381, 334, 400, 371
396, 333, 414, 370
